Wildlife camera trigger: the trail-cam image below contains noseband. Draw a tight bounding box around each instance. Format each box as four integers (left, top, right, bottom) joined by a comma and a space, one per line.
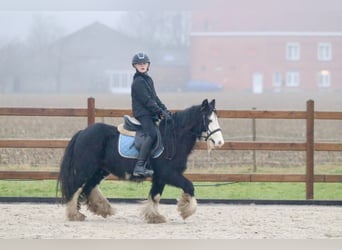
204, 128, 222, 142
200, 112, 222, 143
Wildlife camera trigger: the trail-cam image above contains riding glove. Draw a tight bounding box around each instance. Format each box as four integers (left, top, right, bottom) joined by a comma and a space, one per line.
161, 110, 172, 121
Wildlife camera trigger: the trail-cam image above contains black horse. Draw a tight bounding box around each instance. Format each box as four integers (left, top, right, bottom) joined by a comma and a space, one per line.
57, 99, 224, 223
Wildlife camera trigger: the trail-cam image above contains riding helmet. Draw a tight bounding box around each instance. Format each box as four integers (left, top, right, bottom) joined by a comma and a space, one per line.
132, 52, 150, 66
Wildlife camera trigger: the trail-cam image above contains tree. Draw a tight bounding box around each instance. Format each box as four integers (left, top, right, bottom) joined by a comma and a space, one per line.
26, 13, 65, 52
117, 11, 191, 49
25, 13, 66, 93
0, 41, 26, 93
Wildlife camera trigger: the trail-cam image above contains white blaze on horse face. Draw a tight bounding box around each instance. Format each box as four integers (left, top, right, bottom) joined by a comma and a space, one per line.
207, 112, 224, 149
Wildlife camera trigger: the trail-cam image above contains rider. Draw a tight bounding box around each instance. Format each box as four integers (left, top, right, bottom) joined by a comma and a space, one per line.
131, 52, 172, 177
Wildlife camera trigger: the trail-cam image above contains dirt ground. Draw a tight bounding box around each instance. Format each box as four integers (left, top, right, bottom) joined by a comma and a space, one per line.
0, 202, 341, 239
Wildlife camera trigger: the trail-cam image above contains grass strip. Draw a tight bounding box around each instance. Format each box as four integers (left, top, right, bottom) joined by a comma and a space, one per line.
0, 180, 341, 200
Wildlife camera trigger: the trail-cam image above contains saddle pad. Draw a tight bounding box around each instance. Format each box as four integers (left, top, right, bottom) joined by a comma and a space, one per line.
118, 134, 139, 159
118, 134, 164, 159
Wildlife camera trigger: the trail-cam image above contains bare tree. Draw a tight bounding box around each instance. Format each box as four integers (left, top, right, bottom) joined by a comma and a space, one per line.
25, 13, 66, 92
0, 41, 26, 93
0, 13, 66, 93
26, 13, 65, 52
117, 11, 191, 49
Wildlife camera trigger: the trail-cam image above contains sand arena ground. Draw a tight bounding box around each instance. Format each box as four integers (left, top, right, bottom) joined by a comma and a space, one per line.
0, 202, 341, 239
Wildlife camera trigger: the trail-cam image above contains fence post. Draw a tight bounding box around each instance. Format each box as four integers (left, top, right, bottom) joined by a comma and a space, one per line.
87, 97, 95, 126
306, 100, 314, 200
252, 107, 257, 172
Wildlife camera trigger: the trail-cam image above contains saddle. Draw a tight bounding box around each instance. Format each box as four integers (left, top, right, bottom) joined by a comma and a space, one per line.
117, 115, 164, 159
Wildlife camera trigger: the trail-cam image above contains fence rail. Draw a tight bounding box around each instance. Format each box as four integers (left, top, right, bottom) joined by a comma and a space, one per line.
1, 170, 341, 183
1, 139, 342, 151
1, 97, 342, 200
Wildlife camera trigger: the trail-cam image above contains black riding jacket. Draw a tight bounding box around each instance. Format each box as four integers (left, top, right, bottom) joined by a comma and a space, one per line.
131, 71, 167, 119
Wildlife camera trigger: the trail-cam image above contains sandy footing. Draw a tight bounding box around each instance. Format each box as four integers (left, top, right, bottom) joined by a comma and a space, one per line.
1, 203, 341, 239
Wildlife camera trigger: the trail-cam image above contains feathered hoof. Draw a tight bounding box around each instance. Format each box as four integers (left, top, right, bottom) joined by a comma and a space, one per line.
87, 185, 116, 218
141, 194, 167, 224
88, 201, 116, 218
144, 213, 167, 224
177, 193, 197, 220
67, 211, 86, 221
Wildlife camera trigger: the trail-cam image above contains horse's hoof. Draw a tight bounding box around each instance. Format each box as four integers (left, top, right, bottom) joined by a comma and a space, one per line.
68, 212, 86, 221
177, 193, 197, 220
88, 201, 116, 218
146, 214, 167, 224
141, 194, 167, 224
100, 207, 116, 218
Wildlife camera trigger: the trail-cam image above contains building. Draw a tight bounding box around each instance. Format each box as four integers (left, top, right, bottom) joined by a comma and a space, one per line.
190, 0, 342, 93
2, 22, 189, 94
48, 22, 145, 93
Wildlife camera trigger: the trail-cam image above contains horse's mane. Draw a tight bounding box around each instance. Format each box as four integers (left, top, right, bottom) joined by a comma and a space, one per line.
159, 104, 203, 159
176, 105, 201, 125
160, 104, 202, 133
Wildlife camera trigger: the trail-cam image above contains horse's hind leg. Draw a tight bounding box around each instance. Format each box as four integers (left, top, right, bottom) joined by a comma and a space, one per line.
141, 181, 166, 224
87, 185, 116, 218
66, 184, 86, 221
83, 169, 116, 218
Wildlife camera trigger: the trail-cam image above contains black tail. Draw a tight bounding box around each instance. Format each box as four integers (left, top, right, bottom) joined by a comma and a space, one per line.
56, 130, 82, 203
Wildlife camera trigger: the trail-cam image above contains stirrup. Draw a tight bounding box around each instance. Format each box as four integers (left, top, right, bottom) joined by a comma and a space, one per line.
133, 170, 153, 177
133, 164, 154, 177
133, 168, 154, 177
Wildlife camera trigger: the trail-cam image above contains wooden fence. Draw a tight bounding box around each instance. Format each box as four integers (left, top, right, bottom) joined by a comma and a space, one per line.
1, 97, 342, 200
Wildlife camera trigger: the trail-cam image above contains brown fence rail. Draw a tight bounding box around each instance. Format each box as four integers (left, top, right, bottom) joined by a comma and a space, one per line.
1, 97, 342, 200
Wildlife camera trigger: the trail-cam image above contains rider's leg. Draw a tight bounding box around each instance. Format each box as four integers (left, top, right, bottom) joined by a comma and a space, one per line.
133, 116, 157, 177
133, 135, 154, 177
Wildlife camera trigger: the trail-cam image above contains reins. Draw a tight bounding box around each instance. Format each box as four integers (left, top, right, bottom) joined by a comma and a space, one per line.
163, 118, 176, 160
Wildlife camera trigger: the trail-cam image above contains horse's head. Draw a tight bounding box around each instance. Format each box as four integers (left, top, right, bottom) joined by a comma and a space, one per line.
200, 99, 225, 150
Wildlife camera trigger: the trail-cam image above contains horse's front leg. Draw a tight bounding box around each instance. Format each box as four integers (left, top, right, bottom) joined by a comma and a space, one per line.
166, 174, 197, 220
177, 192, 197, 220
141, 181, 166, 224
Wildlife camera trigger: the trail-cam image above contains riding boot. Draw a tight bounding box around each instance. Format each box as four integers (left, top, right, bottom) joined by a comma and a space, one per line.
133, 136, 154, 177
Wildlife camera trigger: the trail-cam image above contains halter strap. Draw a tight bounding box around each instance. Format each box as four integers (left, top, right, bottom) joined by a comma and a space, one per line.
200, 112, 222, 142
204, 128, 222, 142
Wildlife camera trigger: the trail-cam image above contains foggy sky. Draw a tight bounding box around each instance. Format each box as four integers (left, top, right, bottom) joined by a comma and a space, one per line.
0, 0, 211, 41
0, 0, 210, 11
1, 0, 341, 41
0, 11, 124, 40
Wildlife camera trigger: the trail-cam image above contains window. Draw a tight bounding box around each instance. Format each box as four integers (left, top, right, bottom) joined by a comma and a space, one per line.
107, 70, 134, 93
252, 72, 263, 93
273, 72, 282, 87
286, 71, 300, 87
318, 43, 332, 61
286, 43, 300, 61
318, 70, 331, 87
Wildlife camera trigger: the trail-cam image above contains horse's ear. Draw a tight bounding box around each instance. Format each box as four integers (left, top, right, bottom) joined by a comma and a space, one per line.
201, 99, 209, 111
209, 99, 216, 109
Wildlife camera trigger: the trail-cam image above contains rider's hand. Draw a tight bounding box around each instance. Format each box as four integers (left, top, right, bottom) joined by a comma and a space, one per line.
161, 110, 172, 121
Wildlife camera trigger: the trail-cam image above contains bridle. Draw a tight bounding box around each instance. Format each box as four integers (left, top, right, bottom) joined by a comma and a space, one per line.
200, 111, 222, 143
164, 107, 222, 159
204, 128, 222, 143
